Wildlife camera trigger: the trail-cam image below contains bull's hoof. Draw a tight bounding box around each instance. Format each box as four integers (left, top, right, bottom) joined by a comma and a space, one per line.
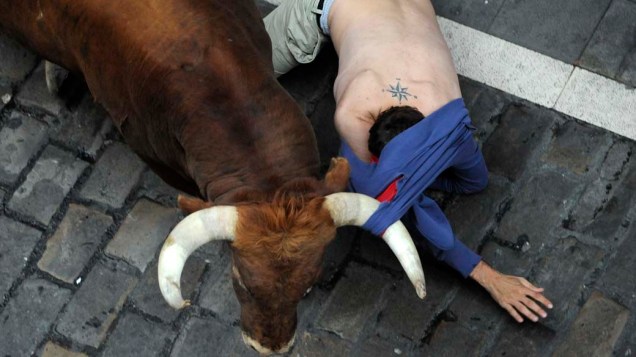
45, 60, 69, 95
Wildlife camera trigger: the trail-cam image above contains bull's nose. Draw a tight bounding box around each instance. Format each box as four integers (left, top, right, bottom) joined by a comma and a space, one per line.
241, 331, 296, 355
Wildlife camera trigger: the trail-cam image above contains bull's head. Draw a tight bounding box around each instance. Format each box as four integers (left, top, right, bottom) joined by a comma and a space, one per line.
157, 159, 425, 354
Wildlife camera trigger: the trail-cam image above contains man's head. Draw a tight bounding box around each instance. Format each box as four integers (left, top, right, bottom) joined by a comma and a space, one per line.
368, 106, 425, 157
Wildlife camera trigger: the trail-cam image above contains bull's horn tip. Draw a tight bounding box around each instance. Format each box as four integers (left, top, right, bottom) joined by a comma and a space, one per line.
416, 283, 427, 300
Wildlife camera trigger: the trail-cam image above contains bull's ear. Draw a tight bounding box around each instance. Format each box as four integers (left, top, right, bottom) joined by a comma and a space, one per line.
177, 194, 213, 214
323, 157, 350, 193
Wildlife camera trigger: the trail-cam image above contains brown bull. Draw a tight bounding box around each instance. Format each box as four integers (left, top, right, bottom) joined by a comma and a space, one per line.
0, 0, 425, 353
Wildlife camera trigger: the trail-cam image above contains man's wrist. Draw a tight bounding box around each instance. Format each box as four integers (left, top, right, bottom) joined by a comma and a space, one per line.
470, 260, 496, 288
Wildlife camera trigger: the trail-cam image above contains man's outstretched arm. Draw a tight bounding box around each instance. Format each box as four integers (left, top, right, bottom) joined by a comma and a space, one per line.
470, 260, 553, 323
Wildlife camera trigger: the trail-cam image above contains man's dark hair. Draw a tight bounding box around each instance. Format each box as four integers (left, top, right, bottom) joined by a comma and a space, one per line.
368, 106, 424, 157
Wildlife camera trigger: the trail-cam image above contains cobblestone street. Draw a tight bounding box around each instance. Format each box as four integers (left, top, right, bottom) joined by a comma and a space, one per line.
1, 0, 635, 356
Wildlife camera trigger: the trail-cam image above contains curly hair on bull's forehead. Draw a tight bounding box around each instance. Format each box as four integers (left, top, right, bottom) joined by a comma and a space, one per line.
232, 195, 336, 261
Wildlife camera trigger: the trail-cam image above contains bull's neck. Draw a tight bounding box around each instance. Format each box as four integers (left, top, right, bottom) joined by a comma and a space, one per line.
177, 83, 322, 204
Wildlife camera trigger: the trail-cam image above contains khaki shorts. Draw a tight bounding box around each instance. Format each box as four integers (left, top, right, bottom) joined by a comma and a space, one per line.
263, 0, 327, 77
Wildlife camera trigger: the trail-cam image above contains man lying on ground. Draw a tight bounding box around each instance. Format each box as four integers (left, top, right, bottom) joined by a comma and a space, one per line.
263, 0, 553, 322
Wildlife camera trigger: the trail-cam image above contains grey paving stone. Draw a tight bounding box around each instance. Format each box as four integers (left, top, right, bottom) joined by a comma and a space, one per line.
482, 104, 556, 181
0, 215, 41, 298
459, 77, 485, 107
356, 231, 403, 272
130, 256, 206, 322
319, 226, 355, 285
420, 320, 485, 356
488, 0, 612, 63
40, 341, 88, 357
446, 174, 512, 250
599, 140, 634, 182
467, 86, 511, 142
480, 240, 534, 278
15, 62, 65, 116
582, 153, 636, 239
0, 82, 10, 108
376, 265, 457, 341
0, 111, 48, 185
0, 278, 71, 356
614, 318, 636, 357
552, 291, 629, 357
354, 334, 411, 357
170, 316, 256, 357
531, 236, 605, 330
138, 169, 180, 207
316, 262, 391, 341
542, 121, 610, 175
431, 0, 506, 32
46, 96, 113, 160
566, 140, 632, 238
197, 264, 240, 323
105, 199, 180, 272
618, 49, 636, 86
297, 287, 330, 330
580, 0, 636, 79
292, 331, 353, 357
489, 318, 557, 356
101, 312, 175, 357
598, 223, 636, 300
79, 142, 145, 208
420, 284, 502, 356
8, 145, 88, 225
37, 204, 113, 283
496, 170, 580, 252
56, 260, 138, 348
0, 32, 38, 85
448, 284, 503, 330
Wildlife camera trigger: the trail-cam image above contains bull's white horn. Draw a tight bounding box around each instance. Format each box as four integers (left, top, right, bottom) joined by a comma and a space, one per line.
324, 192, 426, 299
158, 206, 238, 309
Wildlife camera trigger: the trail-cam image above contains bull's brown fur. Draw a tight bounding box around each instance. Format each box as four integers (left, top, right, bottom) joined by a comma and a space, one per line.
0, 0, 319, 201
0, 0, 350, 352
232, 189, 336, 350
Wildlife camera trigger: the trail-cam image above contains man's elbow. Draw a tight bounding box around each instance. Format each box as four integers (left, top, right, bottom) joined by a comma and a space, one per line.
461, 174, 489, 194
475, 174, 489, 192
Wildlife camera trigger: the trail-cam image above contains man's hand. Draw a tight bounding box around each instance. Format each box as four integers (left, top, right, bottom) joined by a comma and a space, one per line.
470, 261, 553, 323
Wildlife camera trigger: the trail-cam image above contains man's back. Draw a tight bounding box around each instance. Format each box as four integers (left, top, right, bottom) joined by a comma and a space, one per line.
329, 0, 462, 161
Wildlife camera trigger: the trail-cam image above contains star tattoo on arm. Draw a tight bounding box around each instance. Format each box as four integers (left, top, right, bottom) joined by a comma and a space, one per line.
382, 78, 417, 104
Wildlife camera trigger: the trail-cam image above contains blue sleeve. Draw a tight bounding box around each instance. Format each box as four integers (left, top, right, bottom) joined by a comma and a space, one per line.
429, 137, 488, 194
411, 196, 482, 278
429, 238, 481, 278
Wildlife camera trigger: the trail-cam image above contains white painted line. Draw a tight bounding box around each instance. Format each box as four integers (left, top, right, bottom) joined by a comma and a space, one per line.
438, 17, 635, 141
438, 17, 574, 109
555, 68, 636, 141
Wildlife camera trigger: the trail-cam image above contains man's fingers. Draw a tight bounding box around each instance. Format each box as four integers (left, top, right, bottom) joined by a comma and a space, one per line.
520, 278, 544, 292
531, 291, 554, 309
523, 297, 547, 319
514, 301, 539, 322
503, 303, 524, 323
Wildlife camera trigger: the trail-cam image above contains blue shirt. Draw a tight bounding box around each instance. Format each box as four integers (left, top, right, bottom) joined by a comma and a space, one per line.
341, 98, 487, 277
